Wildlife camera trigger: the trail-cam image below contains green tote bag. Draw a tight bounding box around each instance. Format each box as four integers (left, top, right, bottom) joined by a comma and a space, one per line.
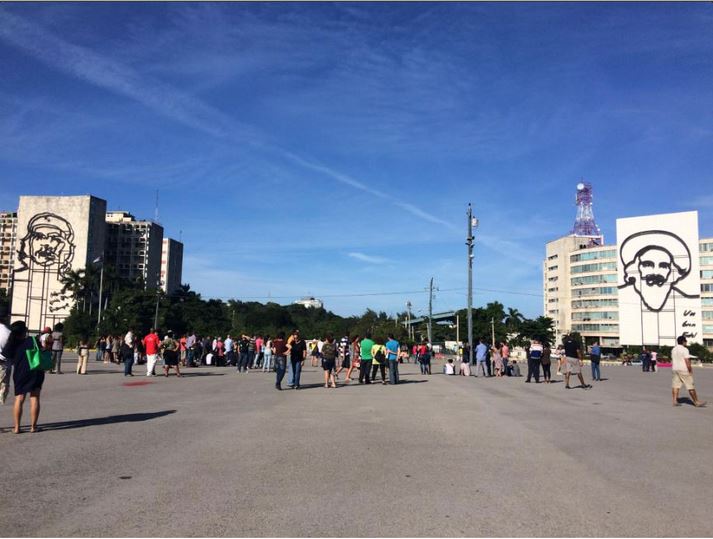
26, 337, 53, 371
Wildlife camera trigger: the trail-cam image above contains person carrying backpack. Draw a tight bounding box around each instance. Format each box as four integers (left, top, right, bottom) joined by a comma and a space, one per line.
321, 334, 338, 388
371, 337, 388, 384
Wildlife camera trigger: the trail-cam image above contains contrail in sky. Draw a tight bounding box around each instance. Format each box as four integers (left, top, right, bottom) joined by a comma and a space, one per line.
0, 8, 457, 231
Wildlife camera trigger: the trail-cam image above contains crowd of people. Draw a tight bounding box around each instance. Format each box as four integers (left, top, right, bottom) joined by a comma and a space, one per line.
1, 302, 707, 433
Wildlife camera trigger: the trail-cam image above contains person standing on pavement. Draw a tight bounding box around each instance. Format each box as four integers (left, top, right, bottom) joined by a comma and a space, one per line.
185, 332, 196, 367
526, 339, 543, 383
122, 329, 135, 376
142, 328, 161, 377
224, 335, 235, 368
272, 332, 288, 390
262, 335, 273, 372
4, 321, 45, 433
344, 335, 360, 383
475, 339, 488, 377
359, 334, 375, 384
386, 334, 400, 385
161, 331, 182, 377
335, 335, 350, 381
541, 343, 552, 383
287, 330, 306, 389
50, 323, 64, 374
76, 338, 89, 375
562, 334, 591, 390
491, 342, 503, 377
419, 342, 432, 375
671, 335, 706, 407
501, 342, 510, 376
590, 342, 602, 381
321, 334, 338, 388
237, 335, 249, 372
371, 338, 388, 384
0, 306, 11, 405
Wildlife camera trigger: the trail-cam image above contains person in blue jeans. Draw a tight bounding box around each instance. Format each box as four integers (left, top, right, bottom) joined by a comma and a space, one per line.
272, 332, 288, 390
386, 334, 400, 385
287, 330, 306, 389
590, 342, 602, 381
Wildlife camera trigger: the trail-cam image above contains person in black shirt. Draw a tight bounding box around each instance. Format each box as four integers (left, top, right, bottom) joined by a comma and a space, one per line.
563, 335, 591, 389
287, 332, 307, 389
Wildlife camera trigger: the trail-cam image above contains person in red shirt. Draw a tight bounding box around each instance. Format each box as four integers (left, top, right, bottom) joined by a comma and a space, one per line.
179, 335, 187, 366
142, 328, 161, 377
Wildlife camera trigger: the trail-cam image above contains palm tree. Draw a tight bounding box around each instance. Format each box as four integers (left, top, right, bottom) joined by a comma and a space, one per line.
503, 307, 525, 332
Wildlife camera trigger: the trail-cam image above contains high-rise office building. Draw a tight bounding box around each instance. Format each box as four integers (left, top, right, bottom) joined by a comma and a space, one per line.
105, 211, 164, 289
160, 238, 183, 294
10, 195, 106, 332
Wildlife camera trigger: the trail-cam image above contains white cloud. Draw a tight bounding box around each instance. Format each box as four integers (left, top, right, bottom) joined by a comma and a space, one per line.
347, 252, 391, 265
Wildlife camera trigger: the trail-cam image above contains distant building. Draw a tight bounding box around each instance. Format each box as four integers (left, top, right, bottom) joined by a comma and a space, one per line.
0, 211, 17, 294
544, 188, 712, 349
11, 195, 106, 332
294, 296, 323, 309
105, 211, 163, 289
160, 238, 183, 294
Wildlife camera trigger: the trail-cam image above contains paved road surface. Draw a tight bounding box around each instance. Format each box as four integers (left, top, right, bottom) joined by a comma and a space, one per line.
1, 357, 711, 537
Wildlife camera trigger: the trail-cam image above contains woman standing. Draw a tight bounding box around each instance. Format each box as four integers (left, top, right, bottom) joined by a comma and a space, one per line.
492, 343, 503, 377
161, 331, 182, 377
344, 335, 360, 383
111, 335, 121, 364
262, 335, 273, 372
371, 338, 388, 384
321, 334, 338, 388
3, 322, 46, 433
541, 344, 552, 383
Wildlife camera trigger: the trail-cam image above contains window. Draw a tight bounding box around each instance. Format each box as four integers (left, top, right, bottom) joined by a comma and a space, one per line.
572, 311, 618, 321
571, 261, 617, 274
701, 242, 713, 253
703, 325, 713, 334
572, 287, 618, 298
702, 298, 713, 306
571, 299, 619, 309
571, 274, 618, 287
703, 284, 713, 293
701, 270, 713, 280
703, 311, 713, 321
571, 323, 619, 332
548, 265, 559, 271
570, 249, 616, 263
701, 256, 713, 266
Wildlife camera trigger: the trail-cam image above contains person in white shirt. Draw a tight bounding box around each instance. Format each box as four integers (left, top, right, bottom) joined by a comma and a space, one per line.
671, 335, 706, 407
0, 306, 11, 404
444, 358, 455, 375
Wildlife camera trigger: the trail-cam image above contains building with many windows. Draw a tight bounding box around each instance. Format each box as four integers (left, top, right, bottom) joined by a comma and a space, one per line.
160, 238, 184, 294
545, 211, 713, 349
105, 211, 164, 289
0, 211, 17, 294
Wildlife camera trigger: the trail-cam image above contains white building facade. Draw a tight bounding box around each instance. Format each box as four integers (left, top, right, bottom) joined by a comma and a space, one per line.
544, 211, 713, 349
105, 211, 164, 289
160, 238, 184, 294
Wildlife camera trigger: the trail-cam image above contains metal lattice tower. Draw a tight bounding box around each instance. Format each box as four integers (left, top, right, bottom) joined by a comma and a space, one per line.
571, 181, 601, 237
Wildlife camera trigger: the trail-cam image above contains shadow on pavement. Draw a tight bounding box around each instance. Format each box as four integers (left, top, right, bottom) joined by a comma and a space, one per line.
179, 372, 226, 377
38, 410, 177, 431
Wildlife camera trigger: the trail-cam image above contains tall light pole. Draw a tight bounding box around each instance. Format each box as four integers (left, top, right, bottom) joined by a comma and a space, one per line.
93, 256, 104, 328
427, 277, 435, 344
406, 300, 413, 341
466, 204, 478, 366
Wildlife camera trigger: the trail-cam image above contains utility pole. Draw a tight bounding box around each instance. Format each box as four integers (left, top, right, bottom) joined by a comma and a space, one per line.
466, 204, 478, 365
491, 317, 496, 346
406, 301, 413, 341
93, 256, 104, 328
456, 314, 460, 343
427, 277, 435, 344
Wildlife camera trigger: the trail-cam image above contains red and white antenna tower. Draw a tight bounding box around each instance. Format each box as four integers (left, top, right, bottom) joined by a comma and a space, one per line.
571, 181, 601, 238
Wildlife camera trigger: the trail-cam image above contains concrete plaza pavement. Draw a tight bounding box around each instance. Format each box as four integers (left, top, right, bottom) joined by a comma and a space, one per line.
1, 356, 712, 537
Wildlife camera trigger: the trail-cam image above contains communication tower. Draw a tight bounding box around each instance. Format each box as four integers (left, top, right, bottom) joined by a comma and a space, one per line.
571, 181, 602, 241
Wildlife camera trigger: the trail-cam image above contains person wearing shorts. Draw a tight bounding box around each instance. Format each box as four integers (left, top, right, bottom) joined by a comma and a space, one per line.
562, 335, 591, 390
321, 334, 337, 388
671, 335, 706, 407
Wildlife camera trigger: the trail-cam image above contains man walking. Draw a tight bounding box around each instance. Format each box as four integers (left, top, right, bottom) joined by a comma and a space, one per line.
359, 333, 375, 384
526, 339, 543, 383
122, 328, 135, 376
386, 334, 400, 385
272, 332, 288, 390
590, 341, 602, 381
224, 334, 235, 368
563, 334, 591, 389
671, 335, 706, 407
142, 328, 160, 377
475, 339, 488, 377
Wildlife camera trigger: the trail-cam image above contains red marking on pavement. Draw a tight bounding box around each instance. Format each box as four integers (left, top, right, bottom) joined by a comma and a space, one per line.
123, 381, 155, 387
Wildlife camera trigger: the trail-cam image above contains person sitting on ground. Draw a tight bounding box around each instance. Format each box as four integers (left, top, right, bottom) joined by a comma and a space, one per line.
459, 358, 471, 376
509, 360, 522, 377
444, 358, 455, 375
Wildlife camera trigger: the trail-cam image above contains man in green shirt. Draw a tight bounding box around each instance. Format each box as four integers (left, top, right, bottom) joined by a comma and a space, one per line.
359, 334, 375, 384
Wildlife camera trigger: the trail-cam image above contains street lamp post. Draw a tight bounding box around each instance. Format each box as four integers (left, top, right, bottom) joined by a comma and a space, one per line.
466, 204, 478, 366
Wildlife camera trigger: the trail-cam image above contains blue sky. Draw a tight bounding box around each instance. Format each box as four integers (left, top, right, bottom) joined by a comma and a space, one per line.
1, 3, 712, 318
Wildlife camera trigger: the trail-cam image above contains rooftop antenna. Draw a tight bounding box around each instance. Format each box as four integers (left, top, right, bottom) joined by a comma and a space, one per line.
179, 229, 183, 242
571, 180, 602, 241
154, 189, 160, 224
